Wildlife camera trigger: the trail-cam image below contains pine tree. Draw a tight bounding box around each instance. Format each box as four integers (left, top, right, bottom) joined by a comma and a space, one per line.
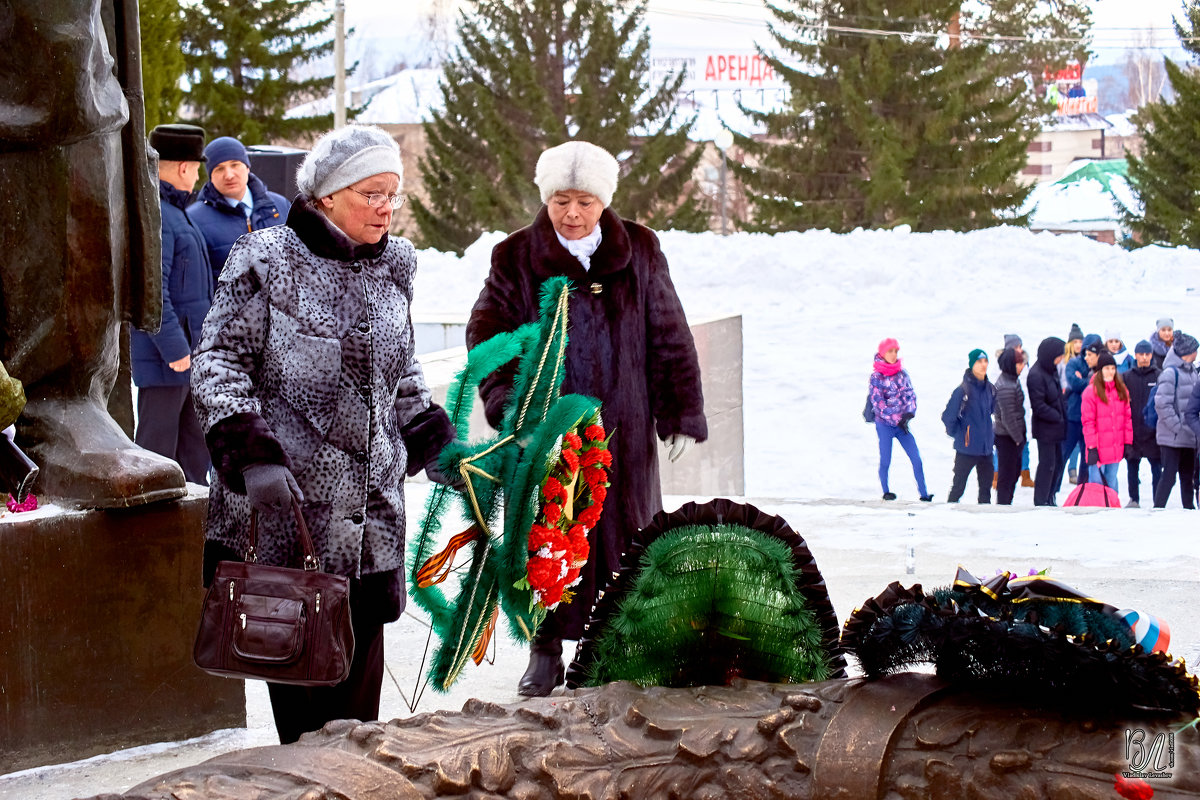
179, 0, 339, 143
411, 0, 707, 255
140, 0, 185, 130
734, 0, 1090, 233
1124, 3, 1200, 248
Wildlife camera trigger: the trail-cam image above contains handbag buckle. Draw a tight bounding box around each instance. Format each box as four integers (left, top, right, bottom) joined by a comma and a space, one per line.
303, 553, 320, 572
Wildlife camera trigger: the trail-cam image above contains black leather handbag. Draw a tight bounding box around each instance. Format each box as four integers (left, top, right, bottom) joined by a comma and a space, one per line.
194, 501, 354, 686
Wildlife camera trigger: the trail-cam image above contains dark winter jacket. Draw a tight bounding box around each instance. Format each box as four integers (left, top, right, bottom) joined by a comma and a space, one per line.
191, 197, 455, 623
868, 355, 917, 427
1155, 349, 1198, 449
1124, 363, 1161, 456
467, 205, 707, 639
993, 349, 1026, 447
1028, 337, 1067, 443
187, 173, 287, 284
1063, 353, 1092, 422
131, 181, 214, 387
941, 369, 995, 456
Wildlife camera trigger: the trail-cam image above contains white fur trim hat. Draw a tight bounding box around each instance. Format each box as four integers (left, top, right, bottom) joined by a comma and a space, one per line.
535, 141, 619, 207
296, 125, 403, 200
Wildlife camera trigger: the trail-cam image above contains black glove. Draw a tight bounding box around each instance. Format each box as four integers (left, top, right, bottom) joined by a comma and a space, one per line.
242, 463, 304, 515
898, 413, 913, 434
1087, 448, 1100, 466
425, 458, 465, 491
1124, 444, 1135, 461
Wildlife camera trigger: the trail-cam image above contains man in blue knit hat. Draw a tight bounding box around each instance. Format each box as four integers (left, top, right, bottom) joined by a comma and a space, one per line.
188, 136, 289, 284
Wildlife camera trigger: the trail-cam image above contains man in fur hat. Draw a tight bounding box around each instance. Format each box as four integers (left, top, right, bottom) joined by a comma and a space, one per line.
467, 141, 708, 696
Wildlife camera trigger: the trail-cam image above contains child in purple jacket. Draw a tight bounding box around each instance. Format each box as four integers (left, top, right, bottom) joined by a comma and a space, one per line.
869, 338, 933, 502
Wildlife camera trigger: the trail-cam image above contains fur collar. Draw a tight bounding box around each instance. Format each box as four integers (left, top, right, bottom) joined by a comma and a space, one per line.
286, 195, 389, 262
528, 206, 632, 281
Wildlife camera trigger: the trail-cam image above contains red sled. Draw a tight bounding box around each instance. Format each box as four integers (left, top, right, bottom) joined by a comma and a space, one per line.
1065, 481, 1121, 508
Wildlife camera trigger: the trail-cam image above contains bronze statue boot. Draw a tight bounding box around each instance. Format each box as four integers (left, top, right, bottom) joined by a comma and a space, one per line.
19, 397, 187, 509
518, 639, 564, 697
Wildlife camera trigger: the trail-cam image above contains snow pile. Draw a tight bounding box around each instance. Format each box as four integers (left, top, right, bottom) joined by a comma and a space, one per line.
413, 223, 1200, 501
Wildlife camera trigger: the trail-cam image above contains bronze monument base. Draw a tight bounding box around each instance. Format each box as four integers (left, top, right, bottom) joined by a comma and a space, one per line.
0, 493, 244, 772
102, 674, 1196, 799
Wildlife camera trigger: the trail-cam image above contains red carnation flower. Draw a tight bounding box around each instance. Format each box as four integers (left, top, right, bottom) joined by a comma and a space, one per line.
564, 567, 582, 587
579, 504, 602, 528
543, 502, 562, 525
582, 466, 606, 487
541, 582, 565, 607
564, 432, 583, 450
1113, 774, 1155, 800
592, 485, 607, 504
582, 448, 612, 468
543, 477, 567, 504
561, 449, 580, 473
585, 424, 605, 441
527, 556, 559, 589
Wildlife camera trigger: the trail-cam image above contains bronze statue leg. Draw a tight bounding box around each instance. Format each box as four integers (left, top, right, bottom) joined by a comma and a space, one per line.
0, 135, 185, 508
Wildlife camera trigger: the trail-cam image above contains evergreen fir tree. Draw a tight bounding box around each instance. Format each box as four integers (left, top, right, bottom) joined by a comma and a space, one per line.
411, 0, 707, 255
140, 0, 185, 130
180, 0, 340, 143
734, 0, 1090, 233
1124, 3, 1200, 248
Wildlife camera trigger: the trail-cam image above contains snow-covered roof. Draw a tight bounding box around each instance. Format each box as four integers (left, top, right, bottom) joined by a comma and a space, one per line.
286, 69, 444, 125
1043, 112, 1113, 132
1021, 159, 1139, 233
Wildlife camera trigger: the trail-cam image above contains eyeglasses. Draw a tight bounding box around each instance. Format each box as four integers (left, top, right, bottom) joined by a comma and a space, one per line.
349, 188, 406, 209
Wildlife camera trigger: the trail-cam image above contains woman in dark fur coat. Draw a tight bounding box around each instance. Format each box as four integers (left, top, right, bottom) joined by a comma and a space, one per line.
466, 141, 708, 696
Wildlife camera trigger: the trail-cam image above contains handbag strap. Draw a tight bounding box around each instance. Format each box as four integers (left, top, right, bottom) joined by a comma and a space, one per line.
247, 500, 321, 571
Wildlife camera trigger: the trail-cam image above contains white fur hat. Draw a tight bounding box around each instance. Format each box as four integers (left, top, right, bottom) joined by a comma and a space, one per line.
534, 141, 619, 207
296, 125, 403, 200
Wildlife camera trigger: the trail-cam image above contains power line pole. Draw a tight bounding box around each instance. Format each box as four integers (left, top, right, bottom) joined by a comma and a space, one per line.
334, 0, 346, 128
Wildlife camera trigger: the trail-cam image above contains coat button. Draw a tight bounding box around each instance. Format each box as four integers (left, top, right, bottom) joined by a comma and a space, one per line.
351, 511, 365, 524
590, 282, 603, 294
357, 320, 370, 334
354, 450, 368, 464
360, 383, 372, 399
350, 263, 363, 274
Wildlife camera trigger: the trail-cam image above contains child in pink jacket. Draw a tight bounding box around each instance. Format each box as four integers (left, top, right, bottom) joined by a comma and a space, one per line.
1081, 351, 1134, 492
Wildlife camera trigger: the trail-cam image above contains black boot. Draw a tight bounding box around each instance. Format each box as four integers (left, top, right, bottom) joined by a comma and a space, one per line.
517, 640, 563, 697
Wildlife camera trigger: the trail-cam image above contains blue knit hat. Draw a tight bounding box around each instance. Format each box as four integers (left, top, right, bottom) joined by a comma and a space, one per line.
1135, 340, 1153, 355
204, 136, 250, 169
968, 348, 988, 367
1082, 333, 1104, 354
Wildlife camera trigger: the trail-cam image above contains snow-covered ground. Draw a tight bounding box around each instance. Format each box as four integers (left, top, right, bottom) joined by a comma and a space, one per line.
4, 224, 1199, 799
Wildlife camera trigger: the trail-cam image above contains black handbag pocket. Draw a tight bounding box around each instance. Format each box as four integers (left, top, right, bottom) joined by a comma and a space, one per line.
232, 593, 306, 664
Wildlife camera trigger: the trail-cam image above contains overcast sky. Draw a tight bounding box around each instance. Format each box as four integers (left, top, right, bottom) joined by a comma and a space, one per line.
344, 0, 1190, 66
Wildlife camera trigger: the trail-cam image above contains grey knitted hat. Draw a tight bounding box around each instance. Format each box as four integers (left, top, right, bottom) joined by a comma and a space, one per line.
535, 141, 619, 207
296, 125, 403, 200
1173, 331, 1198, 357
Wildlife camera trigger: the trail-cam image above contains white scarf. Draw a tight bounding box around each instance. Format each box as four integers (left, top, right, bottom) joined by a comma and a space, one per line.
556, 224, 603, 270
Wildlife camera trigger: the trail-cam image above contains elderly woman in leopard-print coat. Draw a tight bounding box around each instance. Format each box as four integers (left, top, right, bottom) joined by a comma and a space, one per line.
191, 125, 456, 744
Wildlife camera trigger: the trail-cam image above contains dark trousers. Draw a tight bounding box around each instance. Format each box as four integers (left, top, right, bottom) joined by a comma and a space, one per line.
994, 435, 1022, 505
267, 609, 385, 744
948, 452, 993, 504
1059, 419, 1087, 489
1034, 438, 1065, 506
135, 385, 209, 484
1126, 455, 1162, 504
1153, 446, 1196, 509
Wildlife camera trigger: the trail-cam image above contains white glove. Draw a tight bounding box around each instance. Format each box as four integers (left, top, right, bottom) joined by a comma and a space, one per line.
666, 434, 695, 463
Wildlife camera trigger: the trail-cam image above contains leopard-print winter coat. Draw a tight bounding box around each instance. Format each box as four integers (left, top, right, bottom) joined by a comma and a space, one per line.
192, 199, 453, 605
